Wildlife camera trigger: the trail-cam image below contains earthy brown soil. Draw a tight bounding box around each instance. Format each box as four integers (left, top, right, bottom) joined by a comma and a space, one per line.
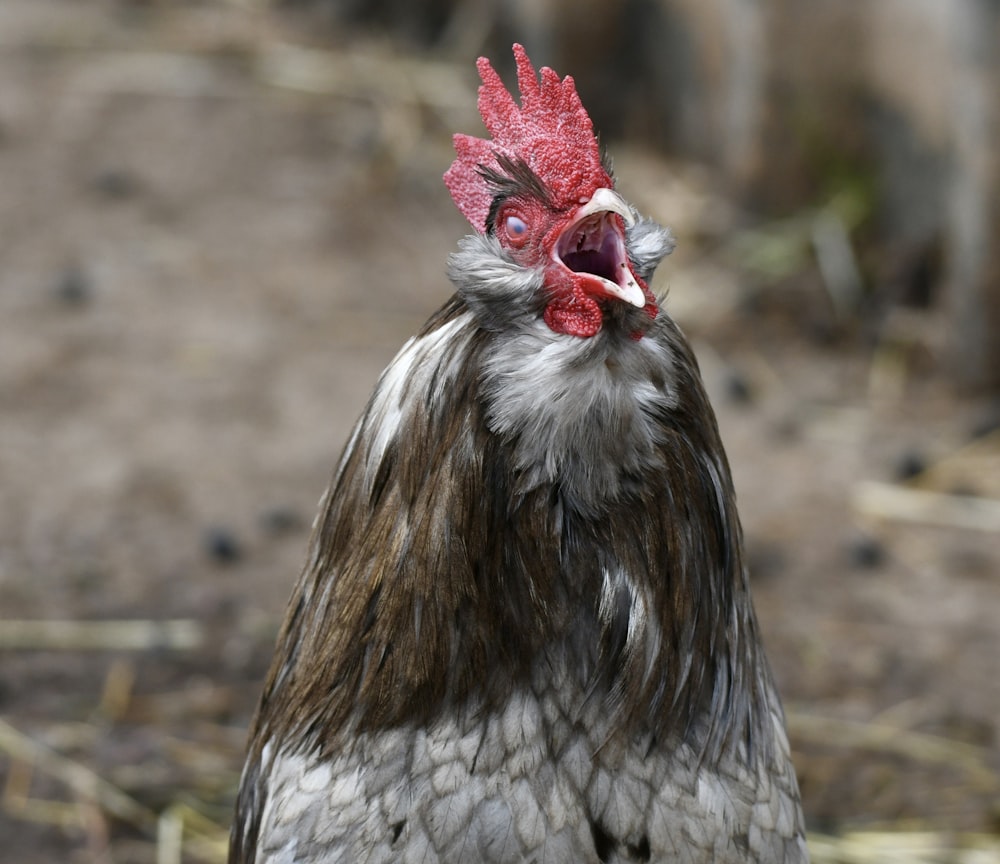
1, 3, 997, 862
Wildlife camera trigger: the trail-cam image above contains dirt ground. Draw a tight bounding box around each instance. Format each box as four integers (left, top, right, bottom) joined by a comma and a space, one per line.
0, 3, 998, 862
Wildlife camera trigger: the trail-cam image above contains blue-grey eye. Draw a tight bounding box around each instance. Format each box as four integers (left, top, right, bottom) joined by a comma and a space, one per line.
505, 215, 527, 238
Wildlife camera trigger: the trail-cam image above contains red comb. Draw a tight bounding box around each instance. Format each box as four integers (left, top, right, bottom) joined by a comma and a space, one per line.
444, 44, 612, 232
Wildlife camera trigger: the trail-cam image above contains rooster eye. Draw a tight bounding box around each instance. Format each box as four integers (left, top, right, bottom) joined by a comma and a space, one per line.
503, 214, 529, 246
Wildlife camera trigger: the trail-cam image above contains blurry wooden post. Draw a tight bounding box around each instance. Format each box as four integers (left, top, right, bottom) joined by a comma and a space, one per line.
948, 0, 1000, 391
720, 0, 765, 192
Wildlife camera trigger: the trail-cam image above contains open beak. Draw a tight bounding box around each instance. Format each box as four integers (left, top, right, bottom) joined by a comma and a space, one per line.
552, 188, 646, 308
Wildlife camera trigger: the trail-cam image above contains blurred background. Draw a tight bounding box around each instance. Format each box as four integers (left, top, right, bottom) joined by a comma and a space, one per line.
1, 0, 998, 861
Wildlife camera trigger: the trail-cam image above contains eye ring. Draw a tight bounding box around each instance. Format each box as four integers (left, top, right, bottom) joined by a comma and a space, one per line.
502, 212, 529, 247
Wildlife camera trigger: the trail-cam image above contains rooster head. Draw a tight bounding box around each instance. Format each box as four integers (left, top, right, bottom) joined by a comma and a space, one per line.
444, 44, 658, 338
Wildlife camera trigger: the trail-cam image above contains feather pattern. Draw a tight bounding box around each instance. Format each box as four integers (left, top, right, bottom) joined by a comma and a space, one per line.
230, 208, 808, 863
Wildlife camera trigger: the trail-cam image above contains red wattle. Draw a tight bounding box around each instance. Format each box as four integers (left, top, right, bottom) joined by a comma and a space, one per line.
543, 295, 603, 338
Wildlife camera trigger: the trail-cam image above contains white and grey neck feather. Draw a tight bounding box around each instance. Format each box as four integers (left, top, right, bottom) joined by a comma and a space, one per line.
448, 217, 678, 515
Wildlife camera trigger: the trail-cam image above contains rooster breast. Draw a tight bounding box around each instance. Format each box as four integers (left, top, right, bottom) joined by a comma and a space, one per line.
249, 665, 804, 864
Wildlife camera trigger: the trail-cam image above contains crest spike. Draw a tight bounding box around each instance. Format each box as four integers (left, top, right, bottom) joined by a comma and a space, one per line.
475, 55, 519, 138
512, 43, 541, 107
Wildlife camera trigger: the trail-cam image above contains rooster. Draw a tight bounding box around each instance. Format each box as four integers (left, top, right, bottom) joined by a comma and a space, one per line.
230, 44, 808, 864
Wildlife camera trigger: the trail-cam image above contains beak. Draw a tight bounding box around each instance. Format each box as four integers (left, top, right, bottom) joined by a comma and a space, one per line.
574, 187, 637, 227
553, 188, 646, 308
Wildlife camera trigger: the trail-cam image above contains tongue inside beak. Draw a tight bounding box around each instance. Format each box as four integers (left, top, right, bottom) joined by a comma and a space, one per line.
554, 188, 646, 308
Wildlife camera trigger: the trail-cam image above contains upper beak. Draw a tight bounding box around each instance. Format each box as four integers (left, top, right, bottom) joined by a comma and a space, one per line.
553, 188, 646, 308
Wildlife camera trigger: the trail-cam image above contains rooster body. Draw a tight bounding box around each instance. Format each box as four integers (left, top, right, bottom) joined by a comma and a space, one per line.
231, 46, 808, 864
